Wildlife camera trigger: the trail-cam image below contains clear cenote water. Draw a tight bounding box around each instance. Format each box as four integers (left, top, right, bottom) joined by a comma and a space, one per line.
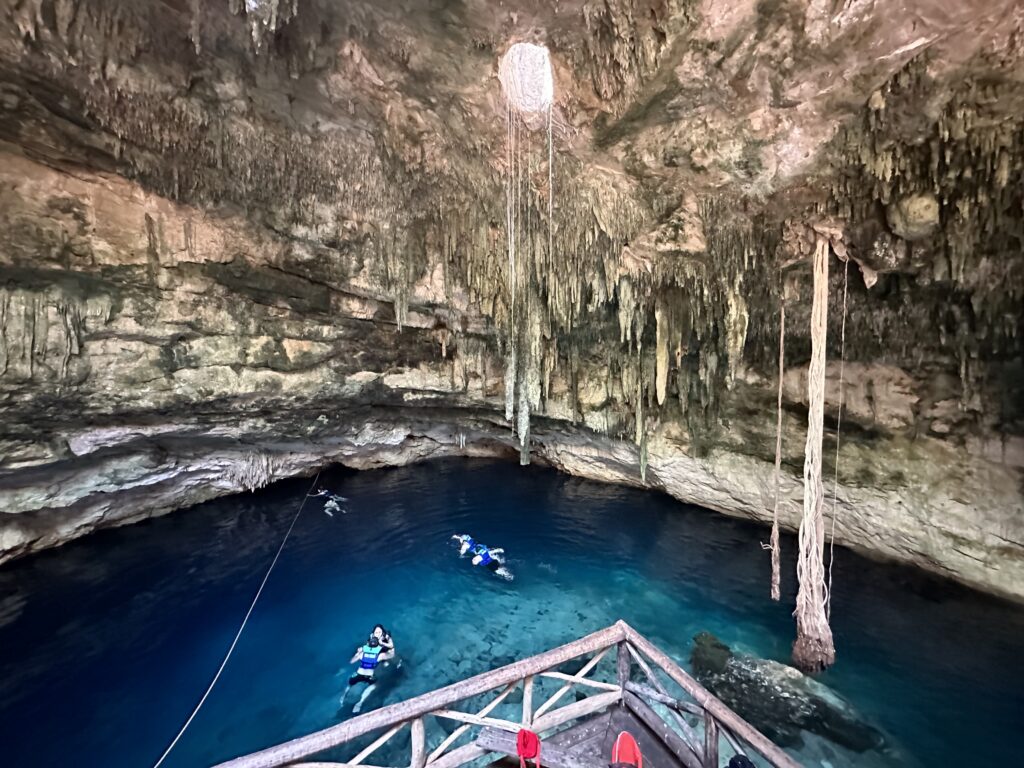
0, 459, 1021, 768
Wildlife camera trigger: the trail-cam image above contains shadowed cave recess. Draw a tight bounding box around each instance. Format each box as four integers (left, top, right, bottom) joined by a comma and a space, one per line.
0, 0, 1022, 754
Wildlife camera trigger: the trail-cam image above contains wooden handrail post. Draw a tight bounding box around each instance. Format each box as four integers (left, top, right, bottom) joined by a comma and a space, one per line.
214, 622, 798, 768
214, 623, 625, 768
623, 692, 702, 768
532, 690, 621, 733
703, 713, 718, 768
351, 723, 404, 765
410, 718, 426, 768
427, 682, 518, 763
534, 645, 611, 720
616, 641, 630, 691
522, 675, 534, 726
626, 644, 703, 759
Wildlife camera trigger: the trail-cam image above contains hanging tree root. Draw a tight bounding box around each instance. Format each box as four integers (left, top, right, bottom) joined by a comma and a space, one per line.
826, 257, 850, 619
792, 228, 837, 673
792, 634, 835, 675
769, 293, 785, 602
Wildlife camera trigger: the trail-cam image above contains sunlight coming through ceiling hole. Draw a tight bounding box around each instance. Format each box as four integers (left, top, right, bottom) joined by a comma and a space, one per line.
499, 43, 554, 114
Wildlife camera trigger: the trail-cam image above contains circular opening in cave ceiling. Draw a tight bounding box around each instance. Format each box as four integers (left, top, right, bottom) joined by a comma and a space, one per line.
499, 43, 554, 115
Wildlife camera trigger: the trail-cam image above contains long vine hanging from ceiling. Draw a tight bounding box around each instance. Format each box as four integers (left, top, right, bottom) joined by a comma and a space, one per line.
499, 42, 556, 465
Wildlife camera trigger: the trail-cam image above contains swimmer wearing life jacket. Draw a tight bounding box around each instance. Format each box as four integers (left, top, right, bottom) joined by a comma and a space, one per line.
451, 535, 514, 581
339, 634, 395, 713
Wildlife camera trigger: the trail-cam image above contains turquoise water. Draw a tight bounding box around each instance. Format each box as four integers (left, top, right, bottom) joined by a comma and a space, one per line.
0, 459, 1021, 767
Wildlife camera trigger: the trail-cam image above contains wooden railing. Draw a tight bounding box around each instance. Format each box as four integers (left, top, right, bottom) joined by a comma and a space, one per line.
212, 621, 800, 768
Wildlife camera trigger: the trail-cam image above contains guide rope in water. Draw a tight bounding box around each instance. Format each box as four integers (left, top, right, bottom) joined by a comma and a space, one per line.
151, 471, 322, 768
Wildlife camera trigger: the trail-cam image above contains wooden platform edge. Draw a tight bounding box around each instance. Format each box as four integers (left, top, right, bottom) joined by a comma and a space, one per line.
211, 621, 803, 768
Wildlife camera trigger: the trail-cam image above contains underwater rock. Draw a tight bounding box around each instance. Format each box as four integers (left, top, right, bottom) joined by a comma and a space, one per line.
690, 632, 886, 752
886, 193, 940, 242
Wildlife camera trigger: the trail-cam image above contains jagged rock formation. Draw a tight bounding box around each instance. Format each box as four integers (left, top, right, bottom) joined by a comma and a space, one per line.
0, 0, 1021, 601
690, 632, 886, 752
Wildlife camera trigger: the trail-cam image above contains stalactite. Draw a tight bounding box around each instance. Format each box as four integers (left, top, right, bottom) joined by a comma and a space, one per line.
793, 234, 836, 673
499, 51, 559, 464
189, 0, 202, 54
639, 427, 649, 483
654, 295, 670, 405
830, 55, 1024, 366
725, 273, 749, 388
230, 0, 299, 50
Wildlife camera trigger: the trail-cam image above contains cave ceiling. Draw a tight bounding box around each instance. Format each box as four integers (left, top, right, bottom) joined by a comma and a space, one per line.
0, 0, 1022, 436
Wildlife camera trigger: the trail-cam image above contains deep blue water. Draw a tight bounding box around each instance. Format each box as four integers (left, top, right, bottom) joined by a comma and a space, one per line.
0, 459, 1021, 767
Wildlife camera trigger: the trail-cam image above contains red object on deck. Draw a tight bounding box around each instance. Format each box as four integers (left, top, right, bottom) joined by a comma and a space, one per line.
612, 730, 643, 768
517, 729, 542, 768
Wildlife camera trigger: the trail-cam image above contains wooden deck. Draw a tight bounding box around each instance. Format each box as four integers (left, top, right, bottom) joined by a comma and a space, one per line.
212, 621, 800, 768
477, 706, 700, 768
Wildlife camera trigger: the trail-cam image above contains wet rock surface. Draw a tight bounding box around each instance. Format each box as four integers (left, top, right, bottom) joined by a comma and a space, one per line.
885, 194, 940, 242
690, 632, 886, 752
0, 0, 1021, 599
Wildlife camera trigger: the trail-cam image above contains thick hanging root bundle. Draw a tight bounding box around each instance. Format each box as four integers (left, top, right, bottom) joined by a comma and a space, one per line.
827, 258, 850, 618
792, 233, 836, 673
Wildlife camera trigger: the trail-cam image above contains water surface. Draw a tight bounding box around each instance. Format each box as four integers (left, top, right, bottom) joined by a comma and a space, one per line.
0, 459, 1021, 767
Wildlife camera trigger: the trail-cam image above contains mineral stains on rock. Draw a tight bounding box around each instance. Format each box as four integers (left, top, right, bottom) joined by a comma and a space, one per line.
0, 0, 1021, 601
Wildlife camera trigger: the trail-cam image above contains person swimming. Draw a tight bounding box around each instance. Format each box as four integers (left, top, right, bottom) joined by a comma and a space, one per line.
371, 624, 395, 655
339, 634, 395, 713
452, 534, 477, 556
451, 535, 513, 580
310, 486, 347, 515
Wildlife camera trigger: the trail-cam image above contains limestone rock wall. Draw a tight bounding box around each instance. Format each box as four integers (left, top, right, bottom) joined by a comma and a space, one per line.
0, 0, 1021, 601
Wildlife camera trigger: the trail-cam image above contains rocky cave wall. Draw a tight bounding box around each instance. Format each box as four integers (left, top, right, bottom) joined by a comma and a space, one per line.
0, 0, 1022, 600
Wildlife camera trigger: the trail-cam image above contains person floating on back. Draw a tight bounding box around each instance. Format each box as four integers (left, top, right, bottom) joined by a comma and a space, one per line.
309, 486, 347, 516
451, 534, 514, 581
339, 634, 394, 713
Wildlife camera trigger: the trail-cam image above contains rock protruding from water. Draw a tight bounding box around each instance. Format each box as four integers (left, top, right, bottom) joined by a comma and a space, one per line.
690, 633, 886, 752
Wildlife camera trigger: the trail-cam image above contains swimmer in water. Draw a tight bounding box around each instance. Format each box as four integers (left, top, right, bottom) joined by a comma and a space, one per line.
451, 535, 513, 580
370, 624, 395, 655
311, 486, 347, 515
339, 634, 394, 713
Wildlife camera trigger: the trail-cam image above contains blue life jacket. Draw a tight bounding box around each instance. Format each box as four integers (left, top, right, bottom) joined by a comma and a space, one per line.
359, 644, 383, 670
474, 545, 493, 566
462, 536, 476, 550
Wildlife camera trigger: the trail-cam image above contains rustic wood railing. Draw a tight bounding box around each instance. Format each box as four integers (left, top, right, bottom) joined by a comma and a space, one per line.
212, 620, 800, 768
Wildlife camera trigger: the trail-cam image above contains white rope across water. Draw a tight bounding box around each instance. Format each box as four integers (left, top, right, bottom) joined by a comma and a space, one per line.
152, 470, 322, 768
